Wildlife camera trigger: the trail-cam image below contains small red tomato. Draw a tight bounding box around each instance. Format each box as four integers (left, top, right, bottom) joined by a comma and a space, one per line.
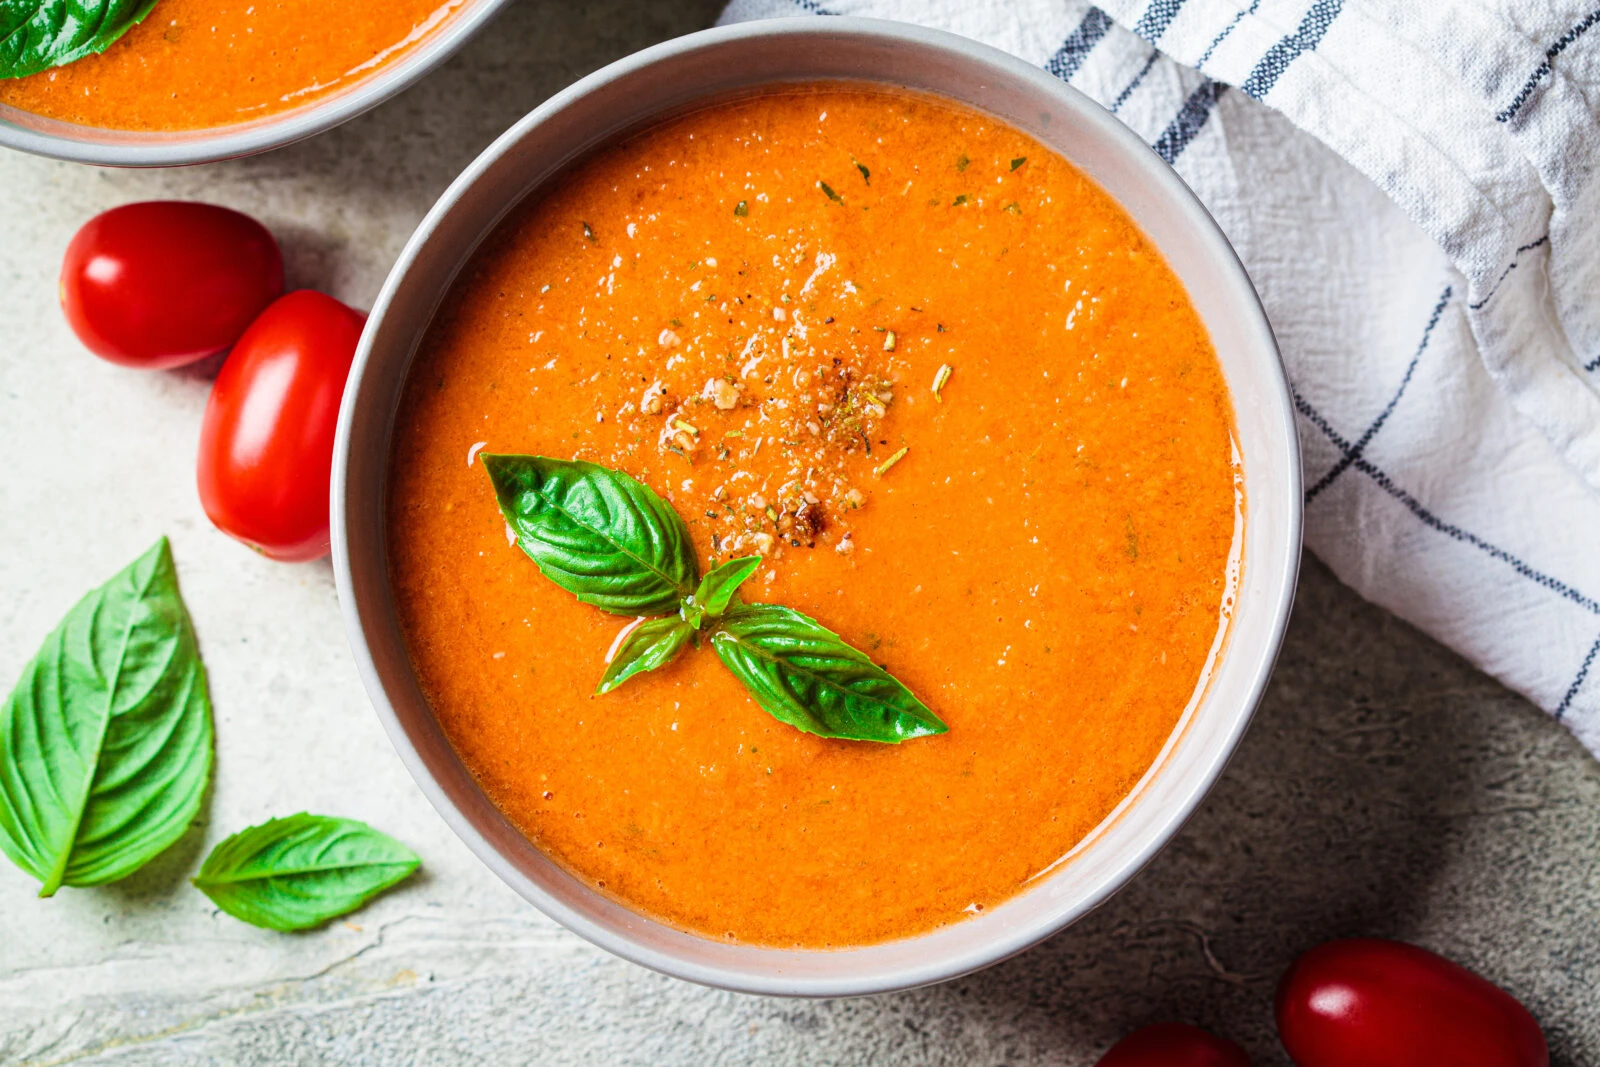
60, 201, 283, 369
1097, 1023, 1251, 1067
197, 290, 365, 562
1276, 939, 1547, 1067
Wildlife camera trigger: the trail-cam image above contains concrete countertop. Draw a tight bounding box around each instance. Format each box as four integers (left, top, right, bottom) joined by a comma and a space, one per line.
3, 2, 1597, 1063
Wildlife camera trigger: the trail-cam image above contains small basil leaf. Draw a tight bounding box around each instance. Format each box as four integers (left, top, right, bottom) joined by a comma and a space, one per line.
193, 814, 420, 932
0, 0, 162, 80
0, 537, 213, 896
597, 617, 695, 694
692, 555, 762, 619
483, 454, 699, 616
711, 603, 946, 743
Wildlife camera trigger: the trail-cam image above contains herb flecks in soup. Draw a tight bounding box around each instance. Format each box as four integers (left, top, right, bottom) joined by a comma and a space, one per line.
0, 0, 465, 131
388, 86, 1239, 947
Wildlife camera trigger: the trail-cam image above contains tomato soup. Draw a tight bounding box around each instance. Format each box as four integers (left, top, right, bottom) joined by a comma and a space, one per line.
388, 86, 1240, 947
0, 0, 466, 131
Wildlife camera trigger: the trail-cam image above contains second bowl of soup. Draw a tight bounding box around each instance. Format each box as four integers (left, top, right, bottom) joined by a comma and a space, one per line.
0, 0, 509, 165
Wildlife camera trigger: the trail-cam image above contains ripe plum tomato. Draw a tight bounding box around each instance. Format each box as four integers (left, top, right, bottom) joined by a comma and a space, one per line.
60, 201, 283, 369
1276, 939, 1547, 1067
1096, 1023, 1251, 1066
197, 291, 365, 562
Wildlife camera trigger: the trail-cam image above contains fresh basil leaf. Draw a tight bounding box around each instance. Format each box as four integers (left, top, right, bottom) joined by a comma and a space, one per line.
711, 603, 945, 743
0, 537, 212, 896
0, 0, 162, 80
193, 813, 420, 932
692, 556, 761, 619
483, 454, 699, 617
596, 616, 695, 694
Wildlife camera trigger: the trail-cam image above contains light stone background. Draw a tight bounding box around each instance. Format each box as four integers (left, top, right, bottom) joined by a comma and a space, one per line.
2, 2, 1598, 1064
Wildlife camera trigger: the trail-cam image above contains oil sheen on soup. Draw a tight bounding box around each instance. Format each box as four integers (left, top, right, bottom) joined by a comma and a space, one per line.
0, 0, 467, 131
388, 86, 1240, 948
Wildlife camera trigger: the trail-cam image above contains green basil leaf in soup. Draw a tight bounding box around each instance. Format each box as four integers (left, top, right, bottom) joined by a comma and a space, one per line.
596, 616, 696, 694
711, 603, 946, 744
483, 454, 700, 617
0, 537, 213, 896
193, 814, 420, 932
690, 555, 762, 620
0, 0, 162, 80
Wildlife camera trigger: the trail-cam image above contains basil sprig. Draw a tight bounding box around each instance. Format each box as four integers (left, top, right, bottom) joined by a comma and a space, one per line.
1, 0, 162, 80
482, 454, 946, 743
193, 814, 420, 931
0, 538, 213, 896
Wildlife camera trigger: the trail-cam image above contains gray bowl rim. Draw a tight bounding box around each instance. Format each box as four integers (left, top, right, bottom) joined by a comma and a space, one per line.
0, 0, 512, 167
332, 15, 1303, 997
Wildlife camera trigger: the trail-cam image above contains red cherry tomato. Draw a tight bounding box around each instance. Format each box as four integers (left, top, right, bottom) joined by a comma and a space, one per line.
197, 290, 365, 562
1096, 1023, 1251, 1067
1276, 939, 1547, 1067
60, 201, 283, 369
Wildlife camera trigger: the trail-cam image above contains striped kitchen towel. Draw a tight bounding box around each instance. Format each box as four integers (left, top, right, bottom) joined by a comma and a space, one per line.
721, 0, 1600, 758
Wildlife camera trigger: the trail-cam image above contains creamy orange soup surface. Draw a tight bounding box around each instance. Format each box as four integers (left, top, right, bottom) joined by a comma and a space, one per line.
389, 84, 1240, 948
0, 0, 466, 131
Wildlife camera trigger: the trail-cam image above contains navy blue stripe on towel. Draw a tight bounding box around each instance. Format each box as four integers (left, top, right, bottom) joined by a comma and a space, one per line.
1151, 79, 1225, 164
1296, 390, 1600, 615
1197, 0, 1259, 66
1240, 0, 1344, 99
1556, 630, 1600, 720
1306, 285, 1452, 502
1046, 7, 1115, 82
1496, 7, 1600, 123
1113, 51, 1162, 112
1134, 0, 1188, 43
1468, 235, 1550, 312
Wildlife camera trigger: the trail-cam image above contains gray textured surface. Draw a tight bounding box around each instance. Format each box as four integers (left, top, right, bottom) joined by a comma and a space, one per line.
2, 2, 1598, 1064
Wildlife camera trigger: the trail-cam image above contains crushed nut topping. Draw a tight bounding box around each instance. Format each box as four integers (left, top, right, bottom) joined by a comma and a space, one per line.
703, 377, 742, 410
539, 234, 912, 567
641, 381, 667, 415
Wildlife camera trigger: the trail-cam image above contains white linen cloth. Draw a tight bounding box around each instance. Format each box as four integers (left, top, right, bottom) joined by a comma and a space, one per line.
721, 0, 1600, 757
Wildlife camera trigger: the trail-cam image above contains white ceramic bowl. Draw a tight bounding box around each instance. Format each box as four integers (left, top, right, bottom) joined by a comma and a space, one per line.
333, 17, 1302, 997
0, 0, 511, 166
